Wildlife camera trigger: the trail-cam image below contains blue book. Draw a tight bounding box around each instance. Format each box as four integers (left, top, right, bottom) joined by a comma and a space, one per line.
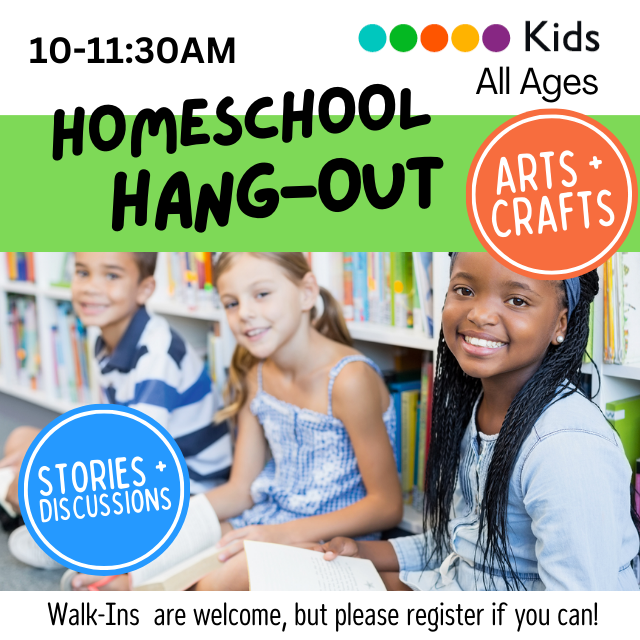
353, 252, 369, 322
388, 379, 421, 473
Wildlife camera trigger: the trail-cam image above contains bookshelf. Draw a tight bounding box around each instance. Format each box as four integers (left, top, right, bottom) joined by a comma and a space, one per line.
0, 253, 233, 416
1, 252, 639, 536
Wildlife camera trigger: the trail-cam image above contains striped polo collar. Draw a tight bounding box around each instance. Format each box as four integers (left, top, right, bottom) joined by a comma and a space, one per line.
94, 306, 151, 373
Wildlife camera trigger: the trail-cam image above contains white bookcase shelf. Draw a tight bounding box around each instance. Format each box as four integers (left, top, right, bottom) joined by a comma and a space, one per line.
1, 252, 638, 537
603, 364, 640, 381
347, 321, 438, 351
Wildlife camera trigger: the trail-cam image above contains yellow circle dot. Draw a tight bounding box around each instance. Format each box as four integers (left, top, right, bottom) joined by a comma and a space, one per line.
394, 281, 404, 294
451, 24, 479, 52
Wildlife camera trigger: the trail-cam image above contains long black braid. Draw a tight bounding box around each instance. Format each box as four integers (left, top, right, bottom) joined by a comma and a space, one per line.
423, 261, 640, 590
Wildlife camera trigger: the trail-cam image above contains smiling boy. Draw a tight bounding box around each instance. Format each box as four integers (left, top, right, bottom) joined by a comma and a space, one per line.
73, 253, 232, 496
1, 252, 232, 569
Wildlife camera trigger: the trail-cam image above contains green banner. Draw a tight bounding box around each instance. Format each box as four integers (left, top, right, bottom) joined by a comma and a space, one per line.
2, 115, 638, 249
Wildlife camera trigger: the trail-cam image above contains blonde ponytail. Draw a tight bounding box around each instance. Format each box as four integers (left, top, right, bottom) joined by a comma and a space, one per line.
213, 253, 352, 423
313, 286, 353, 347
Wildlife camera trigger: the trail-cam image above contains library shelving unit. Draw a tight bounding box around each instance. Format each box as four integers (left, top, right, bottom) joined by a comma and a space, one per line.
0, 253, 234, 415
1, 252, 639, 535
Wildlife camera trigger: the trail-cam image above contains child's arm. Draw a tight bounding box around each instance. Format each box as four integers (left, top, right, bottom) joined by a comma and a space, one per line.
204, 371, 268, 521
217, 362, 403, 554
522, 429, 634, 590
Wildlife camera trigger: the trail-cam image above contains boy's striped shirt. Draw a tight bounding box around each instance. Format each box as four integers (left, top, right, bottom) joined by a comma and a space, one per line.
95, 306, 232, 494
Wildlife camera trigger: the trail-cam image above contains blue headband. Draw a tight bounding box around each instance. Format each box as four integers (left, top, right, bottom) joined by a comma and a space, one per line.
449, 253, 581, 319
563, 278, 580, 320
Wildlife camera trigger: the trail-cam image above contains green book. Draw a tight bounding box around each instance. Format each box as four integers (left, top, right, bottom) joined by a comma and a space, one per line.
583, 301, 594, 364
605, 395, 640, 469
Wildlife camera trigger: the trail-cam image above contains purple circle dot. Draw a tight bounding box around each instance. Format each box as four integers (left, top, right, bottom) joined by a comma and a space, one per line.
482, 24, 510, 52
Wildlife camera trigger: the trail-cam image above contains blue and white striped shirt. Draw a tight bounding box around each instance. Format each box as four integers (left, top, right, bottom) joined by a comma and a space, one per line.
95, 306, 232, 494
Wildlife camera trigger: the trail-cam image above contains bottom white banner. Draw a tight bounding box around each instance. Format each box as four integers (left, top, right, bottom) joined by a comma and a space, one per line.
0, 591, 634, 638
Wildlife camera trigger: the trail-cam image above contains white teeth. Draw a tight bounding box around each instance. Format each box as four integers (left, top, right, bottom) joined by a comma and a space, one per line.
464, 336, 505, 349
246, 328, 267, 337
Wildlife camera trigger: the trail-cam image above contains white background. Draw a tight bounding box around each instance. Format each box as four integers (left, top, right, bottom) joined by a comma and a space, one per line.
0, 0, 638, 625
1, 591, 636, 637
2, 0, 638, 114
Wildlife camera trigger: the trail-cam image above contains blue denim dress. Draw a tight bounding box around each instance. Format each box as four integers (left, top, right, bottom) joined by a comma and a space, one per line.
391, 390, 640, 590
229, 355, 395, 540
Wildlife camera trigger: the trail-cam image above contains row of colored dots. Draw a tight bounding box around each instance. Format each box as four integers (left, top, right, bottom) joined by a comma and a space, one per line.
359, 24, 510, 53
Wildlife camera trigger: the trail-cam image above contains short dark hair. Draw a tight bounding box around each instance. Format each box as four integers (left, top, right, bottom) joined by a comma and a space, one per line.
132, 253, 158, 280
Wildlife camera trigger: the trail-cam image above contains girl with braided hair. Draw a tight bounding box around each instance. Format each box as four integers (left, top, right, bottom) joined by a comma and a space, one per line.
319, 252, 640, 590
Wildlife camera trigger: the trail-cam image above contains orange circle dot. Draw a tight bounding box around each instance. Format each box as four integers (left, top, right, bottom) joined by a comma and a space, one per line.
451, 24, 479, 52
420, 24, 448, 52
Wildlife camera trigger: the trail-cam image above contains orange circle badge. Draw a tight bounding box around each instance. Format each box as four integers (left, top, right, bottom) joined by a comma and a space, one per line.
466, 109, 637, 278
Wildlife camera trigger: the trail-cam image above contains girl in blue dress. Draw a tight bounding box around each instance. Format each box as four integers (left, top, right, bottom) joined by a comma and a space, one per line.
70, 252, 401, 591
319, 252, 640, 591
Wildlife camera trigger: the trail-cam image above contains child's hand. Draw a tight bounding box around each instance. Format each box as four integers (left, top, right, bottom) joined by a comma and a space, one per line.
215, 524, 291, 562
314, 537, 360, 561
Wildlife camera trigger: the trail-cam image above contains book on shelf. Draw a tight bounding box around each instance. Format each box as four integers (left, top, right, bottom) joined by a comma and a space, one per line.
340, 252, 429, 331
636, 458, 640, 516
353, 252, 368, 322
205, 321, 226, 397
342, 253, 355, 321
413, 252, 434, 338
7, 294, 40, 390
166, 252, 217, 309
604, 394, 640, 470
387, 352, 433, 505
244, 541, 386, 591
391, 252, 414, 329
50, 252, 75, 288
604, 253, 640, 365
5, 252, 35, 283
51, 301, 92, 403
583, 302, 594, 364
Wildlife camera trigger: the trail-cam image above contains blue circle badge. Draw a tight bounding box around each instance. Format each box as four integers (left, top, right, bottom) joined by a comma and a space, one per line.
18, 405, 189, 575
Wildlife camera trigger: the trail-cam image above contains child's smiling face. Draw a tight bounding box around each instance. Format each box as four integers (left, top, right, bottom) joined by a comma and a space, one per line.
71, 252, 155, 339
217, 253, 318, 361
442, 253, 568, 383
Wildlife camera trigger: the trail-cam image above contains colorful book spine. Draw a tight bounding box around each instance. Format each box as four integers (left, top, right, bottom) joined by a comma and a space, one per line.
203, 251, 213, 292
5, 252, 36, 282
584, 302, 594, 363
413, 252, 434, 338
400, 389, 419, 498
353, 252, 369, 322
76, 318, 92, 402
51, 302, 92, 402
166, 252, 217, 307
389, 379, 421, 475
381, 252, 392, 326
367, 252, 380, 324
416, 357, 430, 492
605, 394, 640, 469
391, 253, 414, 328
7, 295, 40, 389
636, 459, 640, 516
342, 253, 354, 321
56, 303, 77, 401
604, 258, 614, 363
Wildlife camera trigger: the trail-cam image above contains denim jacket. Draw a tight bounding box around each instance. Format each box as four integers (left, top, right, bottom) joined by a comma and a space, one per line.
390, 390, 640, 590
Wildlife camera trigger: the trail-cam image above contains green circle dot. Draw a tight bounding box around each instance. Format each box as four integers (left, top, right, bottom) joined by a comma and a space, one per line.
390, 24, 417, 52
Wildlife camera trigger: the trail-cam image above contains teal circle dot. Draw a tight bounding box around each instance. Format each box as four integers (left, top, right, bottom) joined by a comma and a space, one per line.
390, 24, 418, 52
359, 24, 387, 52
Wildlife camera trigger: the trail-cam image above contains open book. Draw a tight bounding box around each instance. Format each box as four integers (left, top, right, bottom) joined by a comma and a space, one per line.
86, 495, 385, 591
131, 494, 222, 591
244, 541, 387, 591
